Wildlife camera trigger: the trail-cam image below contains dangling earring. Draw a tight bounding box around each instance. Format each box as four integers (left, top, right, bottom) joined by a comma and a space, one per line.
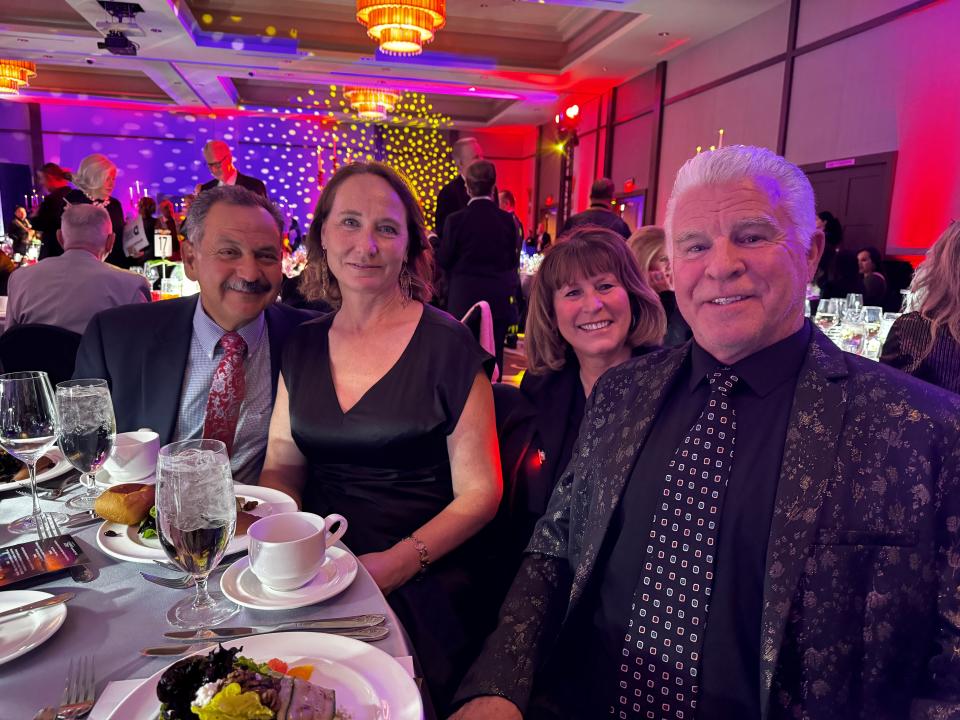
399, 262, 412, 304
320, 247, 330, 297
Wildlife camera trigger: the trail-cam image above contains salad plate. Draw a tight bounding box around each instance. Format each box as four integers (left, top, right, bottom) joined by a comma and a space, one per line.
105, 631, 423, 720
0, 449, 72, 493
94, 484, 297, 564
220, 546, 359, 611
0, 590, 68, 666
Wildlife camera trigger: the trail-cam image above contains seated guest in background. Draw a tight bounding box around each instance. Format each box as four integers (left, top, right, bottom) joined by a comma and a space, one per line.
530, 221, 551, 253
857, 245, 887, 306
32, 162, 72, 260
495, 227, 664, 572
628, 224, 692, 346
881, 219, 960, 394
259, 162, 501, 715
64, 154, 128, 269
8, 206, 34, 256
74, 186, 314, 484
454, 145, 960, 720
560, 177, 630, 239
440, 159, 521, 370
128, 196, 157, 267
198, 140, 267, 197
819, 247, 860, 300
813, 210, 843, 287
6, 205, 150, 335
157, 199, 181, 260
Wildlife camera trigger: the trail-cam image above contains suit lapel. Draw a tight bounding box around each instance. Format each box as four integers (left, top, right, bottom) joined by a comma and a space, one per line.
758, 330, 849, 718
144, 296, 197, 444
569, 345, 690, 610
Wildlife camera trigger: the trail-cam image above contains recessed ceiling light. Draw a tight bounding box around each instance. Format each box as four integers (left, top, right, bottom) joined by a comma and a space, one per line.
658, 31, 671, 37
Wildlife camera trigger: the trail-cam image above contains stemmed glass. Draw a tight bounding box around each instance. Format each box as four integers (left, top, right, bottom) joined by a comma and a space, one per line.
56, 379, 116, 510
0, 371, 66, 534
155, 439, 239, 628
814, 298, 841, 332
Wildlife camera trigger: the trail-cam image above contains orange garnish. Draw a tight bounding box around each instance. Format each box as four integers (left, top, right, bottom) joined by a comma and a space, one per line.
287, 665, 313, 681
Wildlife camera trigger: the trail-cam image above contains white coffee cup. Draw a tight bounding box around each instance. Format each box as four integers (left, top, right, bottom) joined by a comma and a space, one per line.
248, 511, 349, 591
102, 429, 160, 481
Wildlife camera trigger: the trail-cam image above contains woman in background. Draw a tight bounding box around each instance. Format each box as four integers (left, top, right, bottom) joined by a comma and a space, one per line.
63, 154, 128, 268
881, 220, 960, 394
157, 199, 181, 260
857, 246, 887, 306
627, 225, 691, 346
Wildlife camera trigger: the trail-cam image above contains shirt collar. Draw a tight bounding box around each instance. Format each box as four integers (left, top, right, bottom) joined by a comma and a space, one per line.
689, 320, 812, 397
589, 202, 612, 211
218, 169, 238, 186
468, 196, 494, 205
192, 299, 266, 360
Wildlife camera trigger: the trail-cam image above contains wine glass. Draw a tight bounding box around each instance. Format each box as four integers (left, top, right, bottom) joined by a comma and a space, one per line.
814, 298, 840, 332
0, 371, 66, 534
155, 439, 239, 628
56, 379, 116, 510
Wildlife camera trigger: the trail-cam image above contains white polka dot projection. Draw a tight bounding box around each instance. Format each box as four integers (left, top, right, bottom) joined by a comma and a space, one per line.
614, 370, 738, 719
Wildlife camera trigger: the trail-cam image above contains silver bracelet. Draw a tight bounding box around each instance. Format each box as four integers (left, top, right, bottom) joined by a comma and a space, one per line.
403, 534, 430, 573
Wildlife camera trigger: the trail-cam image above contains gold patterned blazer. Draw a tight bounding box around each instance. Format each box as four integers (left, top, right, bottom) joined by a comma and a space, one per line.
458, 329, 960, 719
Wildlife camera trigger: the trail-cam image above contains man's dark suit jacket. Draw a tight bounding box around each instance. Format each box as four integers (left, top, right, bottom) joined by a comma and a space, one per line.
439, 200, 519, 323
458, 329, 960, 719
199, 172, 267, 198
435, 175, 469, 237
560, 203, 631, 239
73, 295, 315, 444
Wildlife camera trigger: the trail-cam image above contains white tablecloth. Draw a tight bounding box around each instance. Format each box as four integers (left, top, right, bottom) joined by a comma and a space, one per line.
0, 489, 413, 719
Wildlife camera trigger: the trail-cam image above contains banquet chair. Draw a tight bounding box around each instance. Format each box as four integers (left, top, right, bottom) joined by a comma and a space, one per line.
0, 323, 83, 385
460, 300, 500, 381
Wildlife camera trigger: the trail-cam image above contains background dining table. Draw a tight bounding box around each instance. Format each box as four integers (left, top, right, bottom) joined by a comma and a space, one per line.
0, 486, 416, 719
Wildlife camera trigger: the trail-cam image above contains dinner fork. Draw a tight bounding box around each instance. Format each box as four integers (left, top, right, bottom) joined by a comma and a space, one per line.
55, 656, 95, 719
139, 571, 195, 589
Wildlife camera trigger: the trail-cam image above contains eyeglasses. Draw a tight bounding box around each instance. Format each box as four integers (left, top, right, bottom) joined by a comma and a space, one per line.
206, 156, 229, 169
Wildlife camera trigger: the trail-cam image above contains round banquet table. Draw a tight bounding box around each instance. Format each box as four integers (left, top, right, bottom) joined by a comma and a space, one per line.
0, 488, 416, 719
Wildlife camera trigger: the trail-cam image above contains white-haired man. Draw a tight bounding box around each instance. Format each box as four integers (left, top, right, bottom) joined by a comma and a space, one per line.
198, 140, 267, 197
6, 204, 150, 335
436, 137, 496, 236
453, 146, 960, 720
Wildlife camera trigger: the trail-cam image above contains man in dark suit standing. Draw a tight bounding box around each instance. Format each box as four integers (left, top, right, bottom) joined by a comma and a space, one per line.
74, 186, 313, 484
560, 176, 630, 239
440, 159, 519, 370
453, 146, 960, 720
435, 137, 488, 236
197, 140, 268, 197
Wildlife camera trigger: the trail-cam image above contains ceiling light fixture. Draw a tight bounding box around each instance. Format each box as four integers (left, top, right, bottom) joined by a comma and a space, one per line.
344, 86, 402, 120
0, 59, 36, 95
356, 0, 446, 56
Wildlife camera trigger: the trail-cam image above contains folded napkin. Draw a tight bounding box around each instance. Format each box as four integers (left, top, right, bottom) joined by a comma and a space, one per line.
89, 656, 418, 717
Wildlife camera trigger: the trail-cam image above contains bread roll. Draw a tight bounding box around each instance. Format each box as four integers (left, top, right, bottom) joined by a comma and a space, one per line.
94, 483, 156, 525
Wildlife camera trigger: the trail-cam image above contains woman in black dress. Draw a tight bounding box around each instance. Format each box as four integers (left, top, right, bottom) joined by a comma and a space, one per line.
63, 154, 129, 268
259, 162, 502, 714
881, 220, 960, 394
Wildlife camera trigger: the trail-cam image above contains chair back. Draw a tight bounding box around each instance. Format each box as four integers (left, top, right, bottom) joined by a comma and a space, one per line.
460, 300, 500, 381
0, 324, 83, 385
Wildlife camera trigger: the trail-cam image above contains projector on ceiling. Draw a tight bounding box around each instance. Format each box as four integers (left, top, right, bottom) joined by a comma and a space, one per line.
97, 30, 139, 56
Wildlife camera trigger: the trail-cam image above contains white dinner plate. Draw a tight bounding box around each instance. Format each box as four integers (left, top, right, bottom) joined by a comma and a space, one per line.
94, 484, 297, 564
0, 590, 68, 666
106, 631, 422, 720
94, 467, 155, 488
220, 546, 359, 611
0, 449, 72, 493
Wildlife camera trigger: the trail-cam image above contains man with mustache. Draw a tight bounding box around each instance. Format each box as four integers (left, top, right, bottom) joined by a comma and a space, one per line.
453, 146, 960, 719
74, 186, 315, 482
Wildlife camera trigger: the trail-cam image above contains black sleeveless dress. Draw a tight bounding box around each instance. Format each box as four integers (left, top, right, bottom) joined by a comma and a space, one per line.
282, 303, 493, 714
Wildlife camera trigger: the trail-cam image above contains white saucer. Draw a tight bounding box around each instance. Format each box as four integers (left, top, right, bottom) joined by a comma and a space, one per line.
220, 546, 358, 611
95, 484, 297, 564
94, 467, 155, 488
0, 590, 68, 666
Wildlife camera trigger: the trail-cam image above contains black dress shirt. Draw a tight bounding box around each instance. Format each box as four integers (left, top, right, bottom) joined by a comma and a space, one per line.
543, 322, 812, 719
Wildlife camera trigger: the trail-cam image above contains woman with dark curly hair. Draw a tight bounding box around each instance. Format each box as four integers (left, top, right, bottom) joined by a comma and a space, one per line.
259, 162, 502, 714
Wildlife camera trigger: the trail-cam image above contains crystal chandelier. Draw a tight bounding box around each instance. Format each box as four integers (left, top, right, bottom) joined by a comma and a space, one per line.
356, 0, 446, 56
344, 87, 402, 120
0, 60, 37, 95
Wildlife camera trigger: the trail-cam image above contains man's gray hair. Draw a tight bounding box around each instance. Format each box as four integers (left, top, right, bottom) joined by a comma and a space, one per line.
60, 203, 111, 251
183, 185, 283, 244
452, 137, 482, 162
663, 145, 817, 251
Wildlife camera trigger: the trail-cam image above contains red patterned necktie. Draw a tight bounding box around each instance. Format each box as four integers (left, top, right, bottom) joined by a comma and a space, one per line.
203, 331, 247, 456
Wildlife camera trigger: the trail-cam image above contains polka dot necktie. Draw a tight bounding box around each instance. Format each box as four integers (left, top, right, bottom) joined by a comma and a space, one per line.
613, 369, 739, 720
203, 331, 247, 457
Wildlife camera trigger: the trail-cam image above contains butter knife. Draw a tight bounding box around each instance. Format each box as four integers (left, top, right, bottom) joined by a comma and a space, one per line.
163, 613, 386, 641
0, 592, 74, 621
145, 625, 390, 655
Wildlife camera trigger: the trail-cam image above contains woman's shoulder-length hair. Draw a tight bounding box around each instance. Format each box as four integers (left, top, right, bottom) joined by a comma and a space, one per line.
525, 225, 666, 374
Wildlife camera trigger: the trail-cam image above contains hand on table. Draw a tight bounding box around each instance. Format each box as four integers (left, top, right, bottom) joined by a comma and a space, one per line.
358, 543, 419, 596
448, 696, 522, 719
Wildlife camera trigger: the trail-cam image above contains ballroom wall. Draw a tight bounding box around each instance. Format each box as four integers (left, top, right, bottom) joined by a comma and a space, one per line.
537, 0, 960, 255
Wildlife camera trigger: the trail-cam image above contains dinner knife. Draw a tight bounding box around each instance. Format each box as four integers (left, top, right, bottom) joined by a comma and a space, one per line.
145, 625, 390, 656
0, 592, 74, 621
164, 614, 386, 641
